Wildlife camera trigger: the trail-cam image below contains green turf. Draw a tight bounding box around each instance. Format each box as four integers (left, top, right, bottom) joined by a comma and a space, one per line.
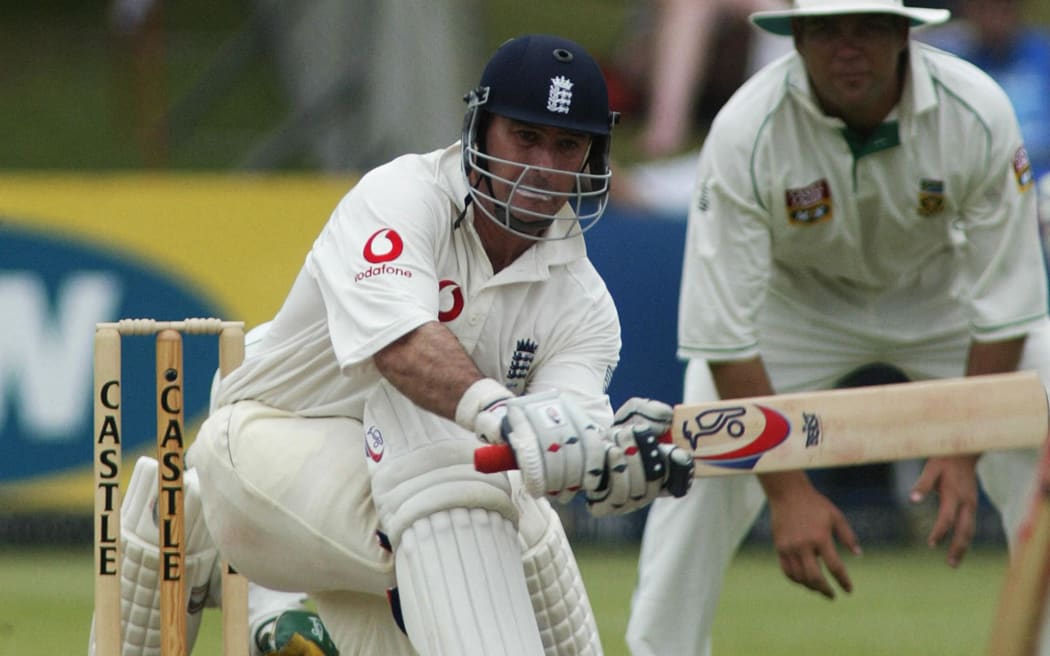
578, 543, 1008, 655
6, 542, 1010, 655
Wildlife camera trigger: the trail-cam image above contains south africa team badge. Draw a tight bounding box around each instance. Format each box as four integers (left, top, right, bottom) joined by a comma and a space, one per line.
918, 178, 945, 216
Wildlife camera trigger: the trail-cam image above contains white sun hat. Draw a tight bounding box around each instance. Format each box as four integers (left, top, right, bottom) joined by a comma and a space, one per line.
750, 0, 951, 36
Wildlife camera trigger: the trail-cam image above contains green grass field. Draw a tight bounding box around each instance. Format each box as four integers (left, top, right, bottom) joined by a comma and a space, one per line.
5, 542, 1009, 655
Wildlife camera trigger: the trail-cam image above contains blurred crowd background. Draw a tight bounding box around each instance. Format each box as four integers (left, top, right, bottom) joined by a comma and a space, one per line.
3, 0, 1050, 172
3, 0, 1050, 548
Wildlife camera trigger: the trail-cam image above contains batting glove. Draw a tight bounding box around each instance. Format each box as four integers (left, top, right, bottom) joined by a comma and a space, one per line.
586, 398, 694, 517
465, 384, 610, 503
455, 378, 515, 444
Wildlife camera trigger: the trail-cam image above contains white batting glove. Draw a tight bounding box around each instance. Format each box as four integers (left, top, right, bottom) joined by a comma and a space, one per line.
455, 378, 515, 444
459, 380, 609, 502
586, 398, 694, 517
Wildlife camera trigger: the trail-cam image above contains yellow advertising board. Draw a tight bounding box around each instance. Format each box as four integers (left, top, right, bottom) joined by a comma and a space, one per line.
1, 173, 354, 510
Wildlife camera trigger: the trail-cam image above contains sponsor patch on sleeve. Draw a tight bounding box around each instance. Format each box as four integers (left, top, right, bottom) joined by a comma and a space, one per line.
1013, 146, 1034, 191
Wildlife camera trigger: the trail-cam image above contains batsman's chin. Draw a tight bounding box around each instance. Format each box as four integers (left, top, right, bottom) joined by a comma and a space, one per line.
508, 193, 560, 216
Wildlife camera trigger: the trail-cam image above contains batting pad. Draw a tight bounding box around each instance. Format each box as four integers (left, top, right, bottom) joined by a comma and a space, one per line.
396, 508, 544, 656
517, 491, 601, 655
87, 456, 219, 656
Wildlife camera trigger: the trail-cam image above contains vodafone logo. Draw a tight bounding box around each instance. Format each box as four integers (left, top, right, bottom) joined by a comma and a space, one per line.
438, 279, 464, 322
363, 228, 404, 263
355, 228, 411, 283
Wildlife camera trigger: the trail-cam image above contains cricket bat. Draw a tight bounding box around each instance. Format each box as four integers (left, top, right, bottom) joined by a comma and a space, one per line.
474, 372, 1048, 477
985, 437, 1050, 656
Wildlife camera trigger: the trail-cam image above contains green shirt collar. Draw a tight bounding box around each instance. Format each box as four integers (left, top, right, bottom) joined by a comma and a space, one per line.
841, 120, 901, 159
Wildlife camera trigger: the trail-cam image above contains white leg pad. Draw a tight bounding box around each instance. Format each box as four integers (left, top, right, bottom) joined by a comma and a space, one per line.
396, 508, 544, 656
87, 456, 219, 655
516, 491, 602, 655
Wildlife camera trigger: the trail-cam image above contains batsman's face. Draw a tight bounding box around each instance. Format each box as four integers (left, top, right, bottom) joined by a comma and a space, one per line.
794, 14, 909, 124
480, 115, 591, 223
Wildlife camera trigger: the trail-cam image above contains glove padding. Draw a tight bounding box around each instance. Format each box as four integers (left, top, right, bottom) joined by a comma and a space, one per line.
257, 610, 339, 656
586, 398, 695, 517
477, 390, 609, 503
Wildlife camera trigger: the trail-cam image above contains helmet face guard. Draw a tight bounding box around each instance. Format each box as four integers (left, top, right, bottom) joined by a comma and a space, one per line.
461, 35, 618, 241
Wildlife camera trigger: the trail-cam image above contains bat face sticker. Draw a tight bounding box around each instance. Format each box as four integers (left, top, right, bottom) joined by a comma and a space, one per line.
680, 405, 791, 470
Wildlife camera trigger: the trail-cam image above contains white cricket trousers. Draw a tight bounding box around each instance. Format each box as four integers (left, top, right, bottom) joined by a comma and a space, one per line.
627, 307, 1050, 656
190, 400, 417, 655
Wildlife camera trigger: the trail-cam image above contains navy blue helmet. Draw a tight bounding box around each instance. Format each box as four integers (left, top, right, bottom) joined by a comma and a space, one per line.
462, 34, 618, 239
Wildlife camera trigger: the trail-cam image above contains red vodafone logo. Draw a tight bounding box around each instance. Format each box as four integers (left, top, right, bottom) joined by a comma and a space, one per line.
438, 279, 464, 322
363, 228, 404, 263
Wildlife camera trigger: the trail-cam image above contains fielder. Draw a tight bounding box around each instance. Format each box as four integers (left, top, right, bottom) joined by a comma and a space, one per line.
627, 0, 1050, 654
188, 34, 691, 656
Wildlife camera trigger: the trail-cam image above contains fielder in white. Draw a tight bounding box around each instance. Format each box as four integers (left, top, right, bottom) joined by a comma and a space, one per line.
627, 0, 1050, 654
189, 34, 692, 656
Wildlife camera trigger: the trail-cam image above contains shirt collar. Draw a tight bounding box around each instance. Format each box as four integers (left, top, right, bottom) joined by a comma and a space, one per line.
784, 45, 938, 156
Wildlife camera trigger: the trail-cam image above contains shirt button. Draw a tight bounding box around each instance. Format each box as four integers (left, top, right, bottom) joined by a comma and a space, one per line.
469, 314, 481, 325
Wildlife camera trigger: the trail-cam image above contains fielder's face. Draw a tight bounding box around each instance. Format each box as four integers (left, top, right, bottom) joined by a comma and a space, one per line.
793, 14, 910, 130
479, 114, 592, 230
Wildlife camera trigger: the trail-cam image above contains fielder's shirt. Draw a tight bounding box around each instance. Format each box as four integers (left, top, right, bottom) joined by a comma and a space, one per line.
678, 43, 1049, 362
217, 142, 619, 423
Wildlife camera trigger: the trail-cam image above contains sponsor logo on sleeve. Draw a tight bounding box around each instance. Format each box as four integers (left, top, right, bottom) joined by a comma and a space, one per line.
355, 228, 412, 283
695, 179, 711, 212
363, 228, 404, 263
1013, 146, 1034, 191
784, 179, 833, 225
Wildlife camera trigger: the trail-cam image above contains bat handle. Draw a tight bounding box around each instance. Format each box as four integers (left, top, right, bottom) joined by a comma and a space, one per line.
474, 443, 517, 473
473, 430, 684, 477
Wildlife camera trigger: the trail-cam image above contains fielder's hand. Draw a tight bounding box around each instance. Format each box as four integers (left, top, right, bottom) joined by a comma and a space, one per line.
586, 397, 694, 517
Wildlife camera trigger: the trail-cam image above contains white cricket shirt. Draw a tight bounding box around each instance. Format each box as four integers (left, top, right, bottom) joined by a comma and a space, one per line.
216, 143, 619, 423
678, 43, 1048, 362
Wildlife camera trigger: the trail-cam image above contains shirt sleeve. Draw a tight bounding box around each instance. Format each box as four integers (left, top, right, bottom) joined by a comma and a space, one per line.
958, 105, 1049, 342
307, 162, 447, 368
677, 129, 773, 362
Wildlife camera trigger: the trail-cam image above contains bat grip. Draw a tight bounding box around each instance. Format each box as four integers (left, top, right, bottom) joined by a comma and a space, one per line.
474, 443, 517, 473
473, 430, 683, 477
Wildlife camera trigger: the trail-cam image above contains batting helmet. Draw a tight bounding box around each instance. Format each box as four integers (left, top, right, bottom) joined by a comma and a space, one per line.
462, 34, 619, 240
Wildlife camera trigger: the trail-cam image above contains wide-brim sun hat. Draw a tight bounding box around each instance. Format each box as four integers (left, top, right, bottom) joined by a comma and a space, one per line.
750, 0, 951, 36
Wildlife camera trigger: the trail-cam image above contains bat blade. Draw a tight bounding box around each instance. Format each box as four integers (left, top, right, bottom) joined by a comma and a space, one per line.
674, 371, 1048, 477
985, 438, 1050, 656
474, 372, 1048, 478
